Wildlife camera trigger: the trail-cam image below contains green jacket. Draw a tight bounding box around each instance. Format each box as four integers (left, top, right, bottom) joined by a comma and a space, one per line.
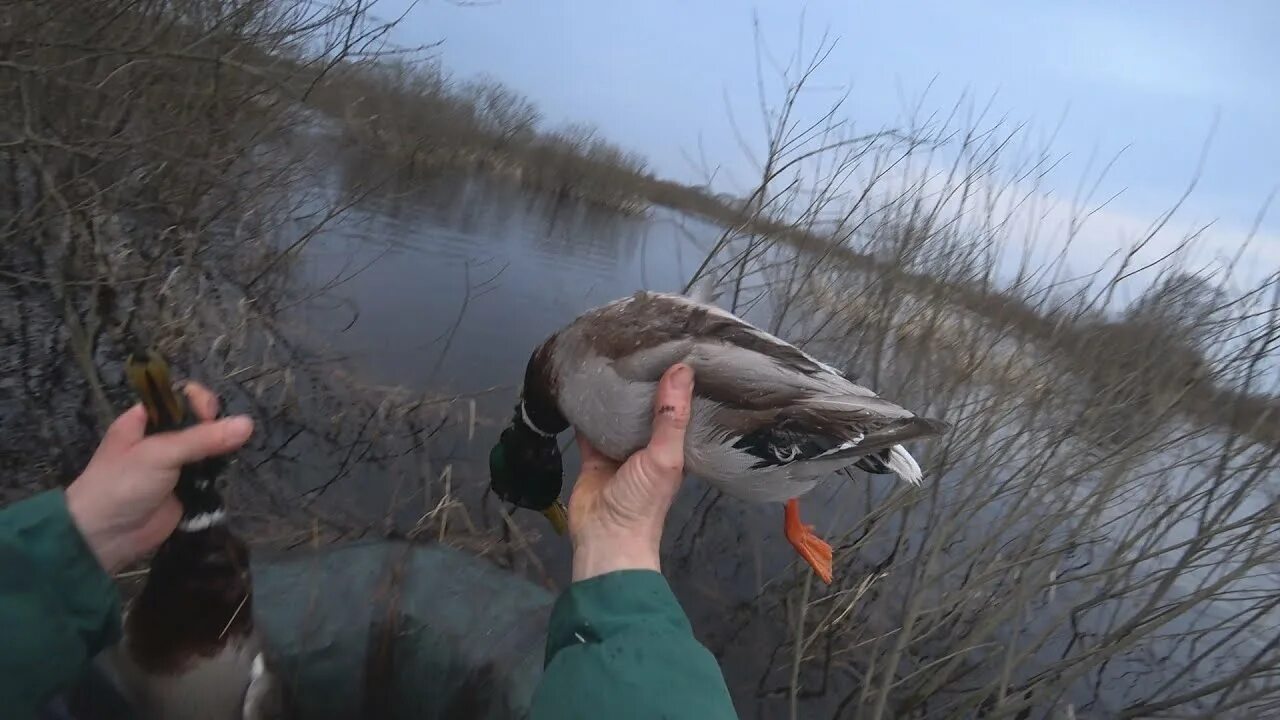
530, 570, 737, 720
0, 491, 122, 718
0, 491, 736, 719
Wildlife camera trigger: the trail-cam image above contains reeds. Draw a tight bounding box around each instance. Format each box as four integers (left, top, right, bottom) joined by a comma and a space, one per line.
678, 29, 1280, 718
307, 58, 652, 213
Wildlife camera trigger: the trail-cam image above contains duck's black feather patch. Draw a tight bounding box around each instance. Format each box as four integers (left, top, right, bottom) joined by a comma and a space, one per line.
853, 449, 894, 474
732, 418, 849, 469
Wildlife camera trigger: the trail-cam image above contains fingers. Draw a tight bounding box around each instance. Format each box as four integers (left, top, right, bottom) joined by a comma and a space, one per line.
646, 363, 693, 473
97, 404, 148, 457
135, 415, 255, 470
182, 382, 220, 421
99, 383, 221, 458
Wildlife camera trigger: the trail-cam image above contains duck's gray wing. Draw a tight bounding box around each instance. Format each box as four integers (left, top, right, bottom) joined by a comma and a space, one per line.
592, 292, 857, 389
592, 292, 948, 467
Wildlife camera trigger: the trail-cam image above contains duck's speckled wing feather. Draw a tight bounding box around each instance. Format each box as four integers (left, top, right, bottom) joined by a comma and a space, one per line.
590, 292, 850, 383
580, 292, 947, 470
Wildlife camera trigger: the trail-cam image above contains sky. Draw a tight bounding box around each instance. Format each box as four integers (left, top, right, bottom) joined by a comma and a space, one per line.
372, 0, 1280, 287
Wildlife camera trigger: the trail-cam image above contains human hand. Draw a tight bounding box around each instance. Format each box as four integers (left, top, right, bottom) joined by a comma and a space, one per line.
568, 363, 694, 581
65, 383, 254, 573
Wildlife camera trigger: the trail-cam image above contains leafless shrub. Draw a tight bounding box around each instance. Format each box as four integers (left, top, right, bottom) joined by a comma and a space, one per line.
308, 58, 650, 212
0, 0, 503, 552
460, 75, 542, 143
682, 27, 1280, 719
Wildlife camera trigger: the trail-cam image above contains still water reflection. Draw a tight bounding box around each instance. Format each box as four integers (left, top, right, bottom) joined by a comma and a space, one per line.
294, 173, 710, 392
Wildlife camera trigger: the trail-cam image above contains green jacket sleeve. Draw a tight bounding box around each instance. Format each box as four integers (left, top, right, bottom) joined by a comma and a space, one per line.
530, 570, 737, 720
0, 491, 122, 717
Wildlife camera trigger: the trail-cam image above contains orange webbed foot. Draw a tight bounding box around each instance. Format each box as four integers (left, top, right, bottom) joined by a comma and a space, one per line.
784, 498, 834, 584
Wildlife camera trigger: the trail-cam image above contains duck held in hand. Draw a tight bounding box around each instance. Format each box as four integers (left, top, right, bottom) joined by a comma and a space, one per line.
108, 349, 286, 720
488, 291, 949, 584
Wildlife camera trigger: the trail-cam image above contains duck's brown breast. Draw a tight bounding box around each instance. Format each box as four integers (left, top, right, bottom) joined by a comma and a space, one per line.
124, 526, 254, 675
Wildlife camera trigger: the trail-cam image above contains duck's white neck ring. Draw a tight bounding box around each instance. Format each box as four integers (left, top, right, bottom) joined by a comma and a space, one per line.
177, 508, 227, 532
520, 402, 556, 438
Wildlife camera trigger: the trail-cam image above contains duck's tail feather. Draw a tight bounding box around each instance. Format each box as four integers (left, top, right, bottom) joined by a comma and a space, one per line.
853, 444, 924, 484
885, 445, 923, 485
845, 416, 949, 456
848, 415, 947, 485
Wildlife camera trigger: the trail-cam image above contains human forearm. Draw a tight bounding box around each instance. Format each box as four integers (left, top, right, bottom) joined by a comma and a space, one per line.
0, 491, 122, 714
571, 534, 661, 580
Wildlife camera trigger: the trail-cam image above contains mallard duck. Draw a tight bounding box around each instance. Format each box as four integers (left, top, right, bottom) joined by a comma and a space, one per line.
106, 349, 285, 720
489, 291, 948, 583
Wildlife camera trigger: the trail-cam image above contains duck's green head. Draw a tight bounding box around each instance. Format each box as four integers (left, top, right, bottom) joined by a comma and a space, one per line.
489, 422, 568, 534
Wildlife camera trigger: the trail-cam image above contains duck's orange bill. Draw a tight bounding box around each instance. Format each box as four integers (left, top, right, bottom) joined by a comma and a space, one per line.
784, 498, 833, 584
541, 501, 569, 536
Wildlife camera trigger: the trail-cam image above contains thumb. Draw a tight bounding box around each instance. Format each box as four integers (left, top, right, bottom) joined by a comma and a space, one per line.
136, 415, 255, 470
646, 363, 694, 473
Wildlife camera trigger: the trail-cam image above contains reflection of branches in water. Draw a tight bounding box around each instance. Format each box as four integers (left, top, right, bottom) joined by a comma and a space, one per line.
273, 240, 393, 329
424, 261, 472, 387
673, 487, 722, 566
420, 257, 507, 386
